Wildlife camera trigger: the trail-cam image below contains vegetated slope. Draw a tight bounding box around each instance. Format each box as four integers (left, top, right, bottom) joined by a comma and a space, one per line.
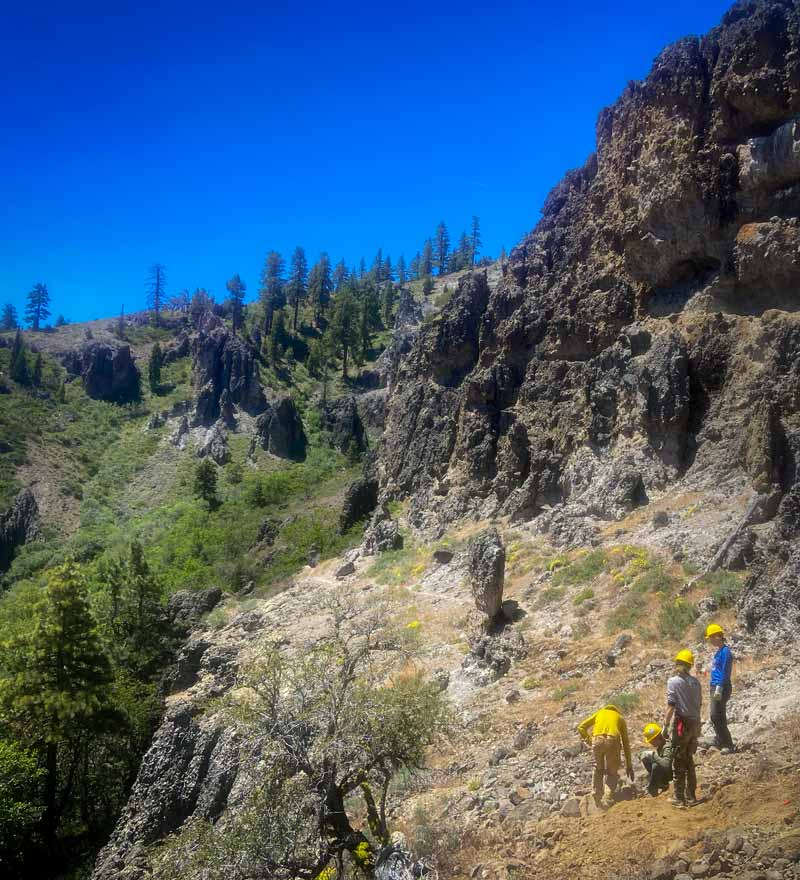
377, 0, 800, 643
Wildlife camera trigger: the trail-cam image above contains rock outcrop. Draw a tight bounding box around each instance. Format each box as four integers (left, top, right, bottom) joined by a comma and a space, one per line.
320, 395, 367, 454
0, 487, 39, 571
192, 324, 266, 425
250, 396, 307, 461
467, 527, 506, 622
375, 0, 800, 636
197, 421, 230, 465
62, 343, 141, 404
340, 476, 379, 533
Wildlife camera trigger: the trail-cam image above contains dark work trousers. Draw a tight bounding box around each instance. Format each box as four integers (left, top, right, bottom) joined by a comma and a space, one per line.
642, 752, 672, 795
710, 681, 734, 750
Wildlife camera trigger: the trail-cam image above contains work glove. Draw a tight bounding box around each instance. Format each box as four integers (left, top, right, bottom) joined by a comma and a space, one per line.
713, 686, 723, 701
627, 767, 635, 782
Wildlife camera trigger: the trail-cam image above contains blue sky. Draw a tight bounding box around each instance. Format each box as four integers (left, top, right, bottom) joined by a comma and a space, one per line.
1, 0, 734, 323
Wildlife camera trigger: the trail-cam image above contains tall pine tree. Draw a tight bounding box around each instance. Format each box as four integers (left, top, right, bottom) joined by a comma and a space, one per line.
307, 253, 332, 328
397, 254, 407, 286
259, 252, 285, 334
25, 283, 50, 331
9, 329, 29, 385
329, 283, 359, 378
434, 222, 450, 276
146, 264, 167, 326
225, 273, 246, 335
1, 304, 18, 330
287, 247, 308, 332
470, 215, 482, 266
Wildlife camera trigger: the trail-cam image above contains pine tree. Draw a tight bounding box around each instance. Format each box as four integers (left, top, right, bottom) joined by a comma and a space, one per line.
308, 253, 332, 328
422, 276, 435, 298
359, 257, 366, 278
329, 283, 360, 378
266, 310, 287, 366
332, 260, 348, 292
25, 283, 50, 331
32, 353, 42, 387
409, 253, 421, 280
225, 273, 246, 335
0, 561, 115, 839
193, 459, 218, 508
287, 247, 308, 332
470, 215, 482, 266
370, 249, 384, 283
357, 283, 381, 363
148, 343, 163, 394
190, 288, 215, 323
1, 304, 18, 330
383, 254, 393, 283
434, 222, 450, 275
116, 305, 125, 340
308, 332, 336, 402
397, 255, 407, 287
259, 251, 285, 335
54, 314, 67, 327
9, 330, 29, 385
455, 231, 471, 271
420, 240, 434, 277
382, 283, 396, 327
146, 264, 167, 326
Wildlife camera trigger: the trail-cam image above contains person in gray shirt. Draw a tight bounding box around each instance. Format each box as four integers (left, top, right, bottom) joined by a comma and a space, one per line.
665, 649, 702, 807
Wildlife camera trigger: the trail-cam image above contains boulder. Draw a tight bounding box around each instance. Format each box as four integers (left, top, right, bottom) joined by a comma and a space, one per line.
251, 396, 307, 461
197, 421, 230, 465
467, 527, 506, 622
0, 488, 39, 572
167, 587, 223, 636
335, 561, 355, 579
170, 416, 190, 449
62, 342, 141, 404
320, 396, 366, 454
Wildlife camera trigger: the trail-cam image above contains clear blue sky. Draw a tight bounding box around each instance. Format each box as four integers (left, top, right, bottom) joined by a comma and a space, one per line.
1, 0, 734, 323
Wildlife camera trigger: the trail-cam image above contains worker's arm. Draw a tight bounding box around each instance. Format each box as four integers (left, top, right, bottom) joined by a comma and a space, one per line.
653, 741, 674, 770
664, 704, 674, 731
576, 711, 597, 746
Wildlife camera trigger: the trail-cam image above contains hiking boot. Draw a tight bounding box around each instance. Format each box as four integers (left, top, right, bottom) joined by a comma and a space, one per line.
720, 747, 736, 755
669, 796, 686, 808
685, 795, 698, 807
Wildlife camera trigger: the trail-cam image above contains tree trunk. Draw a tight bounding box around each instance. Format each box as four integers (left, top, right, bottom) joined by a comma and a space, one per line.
41, 742, 58, 841
293, 300, 299, 331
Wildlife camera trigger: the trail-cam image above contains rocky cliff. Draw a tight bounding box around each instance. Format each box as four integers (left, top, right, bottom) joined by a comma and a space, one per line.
377, 0, 800, 638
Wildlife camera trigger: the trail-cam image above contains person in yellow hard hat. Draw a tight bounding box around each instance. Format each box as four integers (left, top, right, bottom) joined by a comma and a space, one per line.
705, 623, 735, 754
577, 704, 634, 807
640, 722, 674, 797
665, 649, 702, 806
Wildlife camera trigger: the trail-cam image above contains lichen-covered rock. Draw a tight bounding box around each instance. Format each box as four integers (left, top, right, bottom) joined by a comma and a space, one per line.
250, 396, 307, 460
197, 420, 230, 465
361, 506, 403, 556
0, 487, 39, 571
62, 343, 141, 404
467, 527, 506, 622
320, 395, 366, 454
167, 586, 223, 636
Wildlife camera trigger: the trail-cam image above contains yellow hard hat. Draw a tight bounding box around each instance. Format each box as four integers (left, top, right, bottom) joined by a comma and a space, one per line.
675, 649, 694, 667
643, 722, 663, 744
705, 623, 724, 639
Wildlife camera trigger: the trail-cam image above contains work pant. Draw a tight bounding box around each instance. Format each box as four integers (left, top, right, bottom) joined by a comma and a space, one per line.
640, 750, 672, 795
592, 734, 621, 803
710, 682, 734, 750
672, 717, 699, 800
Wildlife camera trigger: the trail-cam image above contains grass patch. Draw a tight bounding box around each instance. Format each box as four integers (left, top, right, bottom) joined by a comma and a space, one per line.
551, 681, 580, 701
607, 692, 640, 713
606, 591, 648, 633
521, 677, 543, 690
534, 586, 566, 609
632, 562, 679, 595
573, 588, 595, 606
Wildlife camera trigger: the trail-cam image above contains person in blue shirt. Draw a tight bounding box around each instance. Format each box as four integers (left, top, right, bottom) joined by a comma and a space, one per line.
705, 623, 735, 753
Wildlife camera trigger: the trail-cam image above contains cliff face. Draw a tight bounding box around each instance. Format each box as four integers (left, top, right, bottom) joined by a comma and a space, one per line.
378, 0, 800, 635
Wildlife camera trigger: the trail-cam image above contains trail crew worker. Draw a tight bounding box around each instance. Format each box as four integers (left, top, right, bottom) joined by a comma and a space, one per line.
706, 623, 735, 753
577, 704, 634, 807
640, 722, 673, 797
665, 649, 702, 807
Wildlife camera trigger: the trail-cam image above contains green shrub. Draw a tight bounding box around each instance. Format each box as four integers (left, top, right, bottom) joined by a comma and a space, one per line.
633, 563, 679, 595
700, 569, 742, 608
552, 549, 607, 586
521, 677, 543, 690
535, 586, 566, 609
551, 681, 580, 701
573, 588, 595, 606
657, 598, 699, 640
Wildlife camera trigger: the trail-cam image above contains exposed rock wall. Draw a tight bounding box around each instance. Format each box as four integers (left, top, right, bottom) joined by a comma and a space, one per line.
0, 488, 39, 571
61, 343, 142, 404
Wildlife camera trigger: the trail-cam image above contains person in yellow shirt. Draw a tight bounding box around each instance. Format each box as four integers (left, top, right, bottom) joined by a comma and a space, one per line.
577, 703, 634, 807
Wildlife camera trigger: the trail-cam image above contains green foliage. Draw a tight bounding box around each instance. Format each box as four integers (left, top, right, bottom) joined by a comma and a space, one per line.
657, 598, 699, 641
534, 586, 565, 608
552, 549, 607, 586
194, 459, 218, 508
633, 562, 679, 595
407, 802, 463, 873
551, 681, 580, 701
25, 282, 51, 330
1, 303, 18, 330
699, 569, 743, 608
9, 329, 30, 385
573, 588, 595, 606
0, 739, 44, 855
606, 591, 648, 633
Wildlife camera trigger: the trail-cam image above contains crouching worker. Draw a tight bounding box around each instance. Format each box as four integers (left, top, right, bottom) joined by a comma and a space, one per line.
640, 722, 673, 797
666, 649, 702, 807
577, 703, 634, 807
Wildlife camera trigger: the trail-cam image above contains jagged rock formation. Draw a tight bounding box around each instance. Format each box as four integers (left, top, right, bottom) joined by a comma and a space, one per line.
340, 475, 379, 532
0, 487, 39, 571
319, 395, 367, 454
467, 527, 506, 622
249, 396, 307, 460
377, 0, 800, 635
61, 342, 141, 404
197, 420, 230, 465
361, 504, 403, 555
192, 321, 266, 425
